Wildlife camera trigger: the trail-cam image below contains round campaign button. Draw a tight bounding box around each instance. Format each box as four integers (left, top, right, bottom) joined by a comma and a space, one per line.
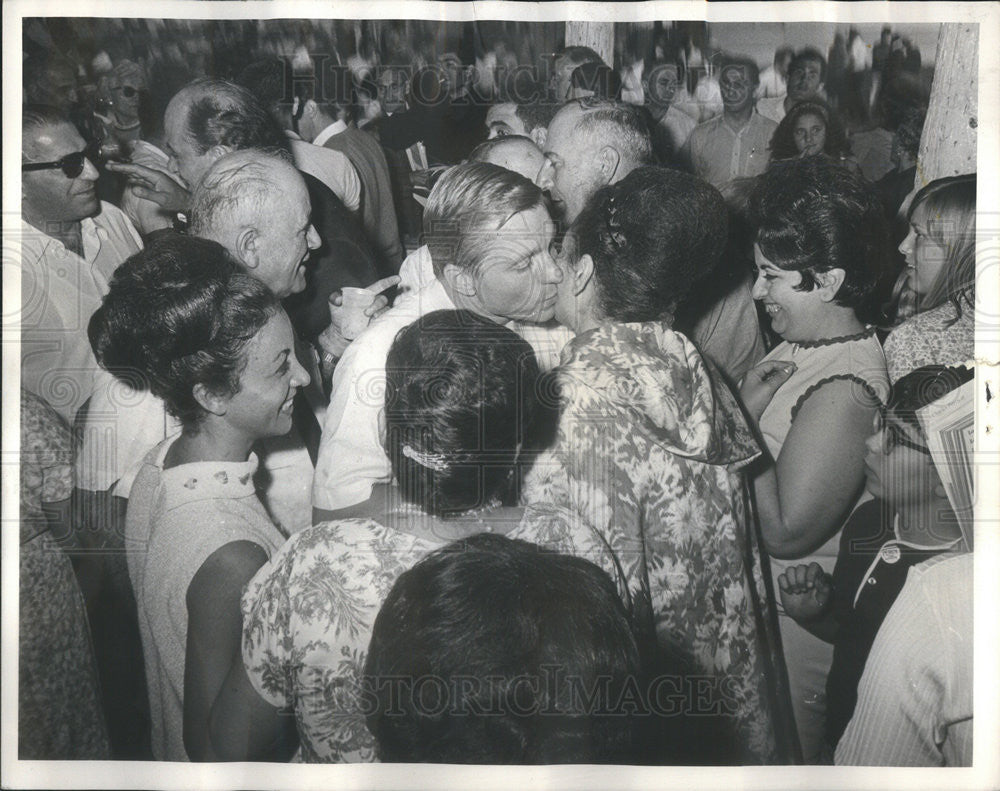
880, 545, 901, 564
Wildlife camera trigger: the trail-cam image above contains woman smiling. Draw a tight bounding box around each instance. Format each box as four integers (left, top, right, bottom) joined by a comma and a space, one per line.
89, 235, 308, 761
738, 156, 891, 761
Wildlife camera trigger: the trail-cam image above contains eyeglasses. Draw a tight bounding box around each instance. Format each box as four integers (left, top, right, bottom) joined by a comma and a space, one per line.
22, 140, 102, 179
875, 409, 933, 456
115, 85, 139, 98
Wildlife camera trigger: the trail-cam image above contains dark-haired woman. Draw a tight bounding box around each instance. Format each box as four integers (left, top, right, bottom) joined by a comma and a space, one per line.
738, 157, 891, 761
90, 235, 308, 761
239, 310, 545, 762
768, 101, 858, 173
513, 166, 781, 764
364, 533, 644, 764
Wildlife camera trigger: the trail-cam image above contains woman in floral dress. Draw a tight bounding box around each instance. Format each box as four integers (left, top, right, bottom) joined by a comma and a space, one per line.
239, 310, 548, 762
19, 388, 109, 759
512, 166, 785, 764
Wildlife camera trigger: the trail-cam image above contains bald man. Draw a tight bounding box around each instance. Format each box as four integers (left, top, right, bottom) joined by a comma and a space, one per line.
190, 151, 321, 299
536, 98, 653, 224
469, 135, 548, 183
537, 98, 766, 384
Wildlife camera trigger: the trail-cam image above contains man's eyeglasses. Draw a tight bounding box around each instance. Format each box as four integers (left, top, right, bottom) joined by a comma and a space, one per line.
875, 409, 933, 456
115, 85, 139, 98
22, 140, 102, 179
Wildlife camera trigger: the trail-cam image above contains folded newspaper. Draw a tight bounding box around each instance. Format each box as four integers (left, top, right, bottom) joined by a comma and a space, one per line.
917, 379, 976, 551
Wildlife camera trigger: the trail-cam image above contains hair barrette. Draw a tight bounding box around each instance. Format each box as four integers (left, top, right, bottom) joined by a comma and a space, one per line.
401, 444, 450, 473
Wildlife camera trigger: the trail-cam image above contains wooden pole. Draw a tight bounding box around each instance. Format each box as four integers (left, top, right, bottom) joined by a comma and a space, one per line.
917, 23, 978, 184
565, 21, 614, 68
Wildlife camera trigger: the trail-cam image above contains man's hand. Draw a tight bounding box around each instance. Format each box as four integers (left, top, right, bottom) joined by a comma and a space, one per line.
317, 276, 400, 362
778, 562, 832, 623
107, 161, 191, 212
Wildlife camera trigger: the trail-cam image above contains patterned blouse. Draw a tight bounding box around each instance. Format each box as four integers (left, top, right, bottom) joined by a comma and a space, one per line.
242, 518, 442, 762
883, 299, 974, 383
513, 322, 781, 764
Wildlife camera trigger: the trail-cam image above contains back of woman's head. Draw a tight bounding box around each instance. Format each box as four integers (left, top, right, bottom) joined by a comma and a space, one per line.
887, 364, 973, 433
384, 310, 541, 517
908, 174, 976, 312
751, 156, 891, 322
569, 166, 728, 323
364, 533, 643, 764
89, 233, 281, 427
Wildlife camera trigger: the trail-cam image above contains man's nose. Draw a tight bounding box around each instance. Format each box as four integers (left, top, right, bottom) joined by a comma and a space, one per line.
536, 160, 554, 191
543, 253, 563, 284
80, 157, 100, 181
306, 224, 322, 250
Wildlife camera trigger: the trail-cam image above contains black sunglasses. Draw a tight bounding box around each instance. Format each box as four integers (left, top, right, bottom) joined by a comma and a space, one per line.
115, 85, 139, 98
22, 140, 102, 179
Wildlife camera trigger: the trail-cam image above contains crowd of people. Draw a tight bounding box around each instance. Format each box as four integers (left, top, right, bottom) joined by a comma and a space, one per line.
17, 20, 977, 769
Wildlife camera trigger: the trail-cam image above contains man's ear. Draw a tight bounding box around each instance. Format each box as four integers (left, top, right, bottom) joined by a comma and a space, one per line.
192, 383, 228, 417
574, 253, 596, 297
815, 267, 846, 301
206, 144, 231, 168
598, 145, 622, 183
441, 263, 478, 298
235, 227, 260, 270
530, 126, 547, 149
302, 99, 320, 120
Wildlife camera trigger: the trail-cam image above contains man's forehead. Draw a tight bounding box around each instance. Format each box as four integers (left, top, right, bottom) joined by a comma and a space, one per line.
379, 69, 406, 86
487, 207, 554, 245
548, 104, 585, 142
487, 103, 518, 123
721, 66, 750, 82
28, 122, 82, 154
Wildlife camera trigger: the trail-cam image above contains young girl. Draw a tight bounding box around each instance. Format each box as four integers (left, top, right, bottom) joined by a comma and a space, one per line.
883, 174, 976, 382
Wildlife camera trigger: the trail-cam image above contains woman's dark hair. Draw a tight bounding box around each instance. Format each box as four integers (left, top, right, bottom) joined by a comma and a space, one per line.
568, 166, 728, 323
768, 100, 852, 160
886, 364, 974, 434
384, 310, 541, 517
750, 155, 891, 322
363, 533, 643, 764
88, 233, 281, 428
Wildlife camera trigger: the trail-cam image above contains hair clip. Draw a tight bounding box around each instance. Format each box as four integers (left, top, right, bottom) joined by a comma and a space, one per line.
605, 194, 626, 248
401, 444, 450, 473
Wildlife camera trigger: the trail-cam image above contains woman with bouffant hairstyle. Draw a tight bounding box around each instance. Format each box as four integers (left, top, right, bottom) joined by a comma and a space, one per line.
89, 234, 308, 762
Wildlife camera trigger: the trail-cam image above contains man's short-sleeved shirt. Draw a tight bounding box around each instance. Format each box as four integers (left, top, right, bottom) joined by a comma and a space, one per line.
684, 111, 778, 188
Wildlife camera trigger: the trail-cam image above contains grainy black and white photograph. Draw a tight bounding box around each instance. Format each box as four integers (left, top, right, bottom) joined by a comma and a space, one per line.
3, 1, 999, 789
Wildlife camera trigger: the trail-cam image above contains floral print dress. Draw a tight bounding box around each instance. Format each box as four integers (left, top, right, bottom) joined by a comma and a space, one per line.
19, 388, 109, 759
242, 518, 442, 762
512, 322, 783, 764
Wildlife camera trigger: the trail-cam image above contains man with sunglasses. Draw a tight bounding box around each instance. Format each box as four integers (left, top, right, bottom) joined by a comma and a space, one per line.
20, 104, 171, 757
776, 364, 972, 761
20, 105, 145, 425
